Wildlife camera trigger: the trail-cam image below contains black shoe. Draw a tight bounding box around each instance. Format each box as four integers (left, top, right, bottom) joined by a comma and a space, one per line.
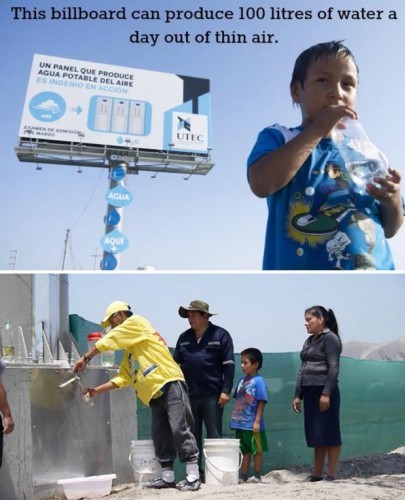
325, 475, 336, 481
176, 477, 201, 492
144, 478, 176, 489
304, 475, 323, 482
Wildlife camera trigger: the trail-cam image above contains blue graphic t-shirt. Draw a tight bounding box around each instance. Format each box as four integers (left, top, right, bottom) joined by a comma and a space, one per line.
230, 375, 268, 431
247, 124, 395, 270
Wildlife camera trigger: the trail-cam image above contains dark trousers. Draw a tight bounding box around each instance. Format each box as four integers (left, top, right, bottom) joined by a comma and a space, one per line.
191, 396, 223, 472
150, 381, 199, 467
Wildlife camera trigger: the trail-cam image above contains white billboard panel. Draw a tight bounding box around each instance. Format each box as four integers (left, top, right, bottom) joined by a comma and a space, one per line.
19, 54, 212, 154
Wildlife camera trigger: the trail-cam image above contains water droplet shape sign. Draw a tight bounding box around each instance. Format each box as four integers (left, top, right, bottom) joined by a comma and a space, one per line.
104, 208, 121, 226
111, 165, 126, 182
100, 253, 118, 270
333, 118, 388, 188
105, 184, 133, 207
100, 229, 129, 254
29, 91, 66, 122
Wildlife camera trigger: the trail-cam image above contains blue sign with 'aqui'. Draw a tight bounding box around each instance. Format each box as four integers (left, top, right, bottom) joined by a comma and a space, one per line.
105, 184, 133, 208
100, 229, 129, 254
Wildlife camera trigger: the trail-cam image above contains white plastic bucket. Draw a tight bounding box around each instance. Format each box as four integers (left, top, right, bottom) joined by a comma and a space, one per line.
129, 440, 161, 486
203, 438, 242, 486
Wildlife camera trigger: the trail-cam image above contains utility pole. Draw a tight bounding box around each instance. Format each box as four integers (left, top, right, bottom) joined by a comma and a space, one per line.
61, 229, 70, 270
9, 250, 18, 270
91, 247, 102, 270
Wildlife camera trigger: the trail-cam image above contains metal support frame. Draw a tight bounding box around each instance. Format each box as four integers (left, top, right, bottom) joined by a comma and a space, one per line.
15, 138, 214, 176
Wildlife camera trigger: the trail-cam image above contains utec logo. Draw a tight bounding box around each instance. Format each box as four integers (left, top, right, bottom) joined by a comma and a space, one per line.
177, 116, 191, 132
176, 115, 204, 143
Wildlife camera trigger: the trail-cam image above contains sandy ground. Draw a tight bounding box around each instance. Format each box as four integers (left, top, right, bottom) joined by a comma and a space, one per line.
76, 447, 405, 500
47, 447, 405, 500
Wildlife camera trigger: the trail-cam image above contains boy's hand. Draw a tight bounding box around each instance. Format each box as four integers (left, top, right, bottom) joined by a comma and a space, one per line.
366, 167, 403, 238
366, 167, 401, 205
311, 104, 358, 138
253, 422, 260, 433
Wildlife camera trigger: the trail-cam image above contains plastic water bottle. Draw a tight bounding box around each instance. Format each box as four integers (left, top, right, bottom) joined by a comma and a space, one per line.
14, 326, 28, 363
1, 321, 15, 362
101, 350, 115, 367
87, 331, 115, 367
333, 118, 388, 188
82, 391, 95, 407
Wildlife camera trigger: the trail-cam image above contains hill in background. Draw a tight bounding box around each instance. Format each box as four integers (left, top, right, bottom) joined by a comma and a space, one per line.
343, 336, 405, 361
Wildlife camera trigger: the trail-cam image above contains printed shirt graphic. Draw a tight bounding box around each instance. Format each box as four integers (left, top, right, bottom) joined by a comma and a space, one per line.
95, 315, 184, 405
230, 375, 268, 431
247, 124, 395, 270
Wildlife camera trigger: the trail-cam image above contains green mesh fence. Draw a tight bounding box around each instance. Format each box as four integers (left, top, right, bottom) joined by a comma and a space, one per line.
136, 353, 405, 473
68, 318, 405, 472
69, 314, 101, 354
69, 314, 123, 364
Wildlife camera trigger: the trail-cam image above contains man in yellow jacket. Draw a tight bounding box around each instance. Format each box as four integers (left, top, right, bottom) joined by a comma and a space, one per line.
73, 301, 200, 492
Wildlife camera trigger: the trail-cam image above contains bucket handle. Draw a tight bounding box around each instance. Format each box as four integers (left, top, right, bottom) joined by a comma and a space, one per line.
203, 448, 243, 476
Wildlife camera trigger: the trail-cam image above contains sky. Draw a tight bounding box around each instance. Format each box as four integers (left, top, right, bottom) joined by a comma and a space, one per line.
1, 0, 404, 271
68, 272, 405, 353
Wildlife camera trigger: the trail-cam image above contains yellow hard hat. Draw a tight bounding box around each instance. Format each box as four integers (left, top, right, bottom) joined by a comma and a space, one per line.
101, 301, 131, 328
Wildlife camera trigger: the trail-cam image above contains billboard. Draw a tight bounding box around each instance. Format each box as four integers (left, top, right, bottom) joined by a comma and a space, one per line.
19, 54, 211, 154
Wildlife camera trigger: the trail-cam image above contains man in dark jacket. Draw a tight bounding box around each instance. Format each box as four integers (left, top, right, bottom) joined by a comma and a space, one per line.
174, 300, 235, 480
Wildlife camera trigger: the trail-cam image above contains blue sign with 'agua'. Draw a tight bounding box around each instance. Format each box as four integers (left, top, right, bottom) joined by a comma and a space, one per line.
105, 184, 133, 208
100, 229, 129, 254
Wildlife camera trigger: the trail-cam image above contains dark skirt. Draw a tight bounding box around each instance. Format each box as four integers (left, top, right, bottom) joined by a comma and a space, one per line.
303, 385, 342, 448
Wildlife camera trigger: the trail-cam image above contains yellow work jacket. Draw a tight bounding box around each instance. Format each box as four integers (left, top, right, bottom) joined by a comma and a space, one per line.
95, 315, 184, 405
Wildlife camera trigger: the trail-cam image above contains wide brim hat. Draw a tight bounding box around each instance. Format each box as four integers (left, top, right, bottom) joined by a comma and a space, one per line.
178, 300, 216, 318
101, 301, 131, 328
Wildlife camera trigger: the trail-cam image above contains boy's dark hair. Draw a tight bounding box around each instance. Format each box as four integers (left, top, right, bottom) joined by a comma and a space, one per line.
241, 347, 263, 370
290, 40, 359, 90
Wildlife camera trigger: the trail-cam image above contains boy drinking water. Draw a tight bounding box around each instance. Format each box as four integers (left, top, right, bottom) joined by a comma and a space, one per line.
230, 348, 268, 483
247, 40, 403, 270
